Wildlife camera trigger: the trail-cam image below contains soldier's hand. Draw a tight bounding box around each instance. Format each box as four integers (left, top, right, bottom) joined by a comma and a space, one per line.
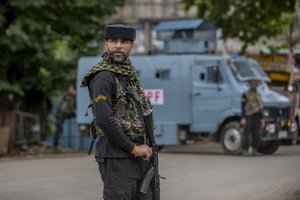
136, 144, 152, 160
240, 118, 247, 126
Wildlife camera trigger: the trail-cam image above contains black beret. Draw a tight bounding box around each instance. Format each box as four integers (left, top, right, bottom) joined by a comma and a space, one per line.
104, 24, 136, 41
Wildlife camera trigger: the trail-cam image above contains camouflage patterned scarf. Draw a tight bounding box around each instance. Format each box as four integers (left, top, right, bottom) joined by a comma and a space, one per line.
81, 52, 139, 87
80, 52, 150, 111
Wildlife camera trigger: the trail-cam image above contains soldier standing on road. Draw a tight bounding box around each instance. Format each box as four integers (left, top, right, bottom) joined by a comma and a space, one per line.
80, 24, 153, 199
240, 79, 265, 156
53, 84, 76, 149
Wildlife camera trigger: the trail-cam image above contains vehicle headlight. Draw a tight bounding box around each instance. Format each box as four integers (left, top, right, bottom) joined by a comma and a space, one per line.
263, 110, 270, 117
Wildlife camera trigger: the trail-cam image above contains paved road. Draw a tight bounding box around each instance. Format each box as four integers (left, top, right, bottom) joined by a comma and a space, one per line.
0, 144, 300, 200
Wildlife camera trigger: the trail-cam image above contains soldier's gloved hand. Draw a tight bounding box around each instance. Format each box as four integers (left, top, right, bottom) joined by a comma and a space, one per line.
136, 144, 153, 160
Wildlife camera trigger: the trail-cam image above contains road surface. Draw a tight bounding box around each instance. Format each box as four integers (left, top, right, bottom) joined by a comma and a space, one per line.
0, 143, 300, 200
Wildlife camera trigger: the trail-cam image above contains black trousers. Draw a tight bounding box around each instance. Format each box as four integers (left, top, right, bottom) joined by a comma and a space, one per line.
243, 114, 261, 150
98, 156, 153, 200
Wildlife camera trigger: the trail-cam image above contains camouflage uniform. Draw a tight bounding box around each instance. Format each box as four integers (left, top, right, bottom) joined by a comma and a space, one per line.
241, 89, 263, 152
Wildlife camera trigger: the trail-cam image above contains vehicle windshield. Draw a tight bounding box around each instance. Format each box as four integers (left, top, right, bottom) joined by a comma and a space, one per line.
249, 61, 269, 79
229, 59, 269, 82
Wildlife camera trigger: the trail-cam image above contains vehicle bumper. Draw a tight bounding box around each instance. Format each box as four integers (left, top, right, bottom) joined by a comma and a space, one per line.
260, 121, 293, 141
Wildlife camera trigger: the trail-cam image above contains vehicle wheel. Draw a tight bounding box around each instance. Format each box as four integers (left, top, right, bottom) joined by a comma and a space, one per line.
256, 141, 280, 155
220, 121, 243, 155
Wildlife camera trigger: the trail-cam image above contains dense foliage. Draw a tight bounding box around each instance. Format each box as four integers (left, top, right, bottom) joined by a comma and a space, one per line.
0, 0, 125, 112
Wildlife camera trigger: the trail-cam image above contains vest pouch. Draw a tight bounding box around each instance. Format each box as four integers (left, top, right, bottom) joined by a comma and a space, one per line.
116, 118, 131, 132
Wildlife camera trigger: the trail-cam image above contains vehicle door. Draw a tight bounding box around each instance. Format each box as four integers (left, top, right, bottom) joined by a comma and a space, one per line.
191, 62, 233, 133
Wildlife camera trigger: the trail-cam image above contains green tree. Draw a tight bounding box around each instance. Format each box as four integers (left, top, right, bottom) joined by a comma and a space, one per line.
182, 0, 296, 53
0, 0, 125, 112
0, 0, 125, 142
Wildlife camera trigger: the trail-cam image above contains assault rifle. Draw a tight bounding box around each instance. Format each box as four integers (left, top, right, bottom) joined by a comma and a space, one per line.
140, 109, 163, 200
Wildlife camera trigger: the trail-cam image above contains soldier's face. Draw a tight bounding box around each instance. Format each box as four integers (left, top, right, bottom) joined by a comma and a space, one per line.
105, 38, 134, 63
250, 80, 259, 88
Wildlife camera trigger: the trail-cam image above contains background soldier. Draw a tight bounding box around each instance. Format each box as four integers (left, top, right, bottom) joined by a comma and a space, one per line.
53, 84, 76, 148
240, 79, 265, 156
81, 24, 153, 199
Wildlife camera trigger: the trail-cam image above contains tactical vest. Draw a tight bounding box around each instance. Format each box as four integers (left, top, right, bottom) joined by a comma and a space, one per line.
244, 90, 263, 116
88, 74, 150, 146
113, 75, 148, 139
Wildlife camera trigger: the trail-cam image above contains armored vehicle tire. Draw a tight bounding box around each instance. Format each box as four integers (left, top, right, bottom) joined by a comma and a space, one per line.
220, 121, 243, 155
257, 141, 280, 155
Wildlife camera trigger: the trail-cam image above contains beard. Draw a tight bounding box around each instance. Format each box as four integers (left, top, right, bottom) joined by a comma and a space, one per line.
107, 50, 129, 64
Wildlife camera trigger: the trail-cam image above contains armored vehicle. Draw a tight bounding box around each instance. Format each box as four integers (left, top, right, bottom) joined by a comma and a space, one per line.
76, 20, 292, 154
